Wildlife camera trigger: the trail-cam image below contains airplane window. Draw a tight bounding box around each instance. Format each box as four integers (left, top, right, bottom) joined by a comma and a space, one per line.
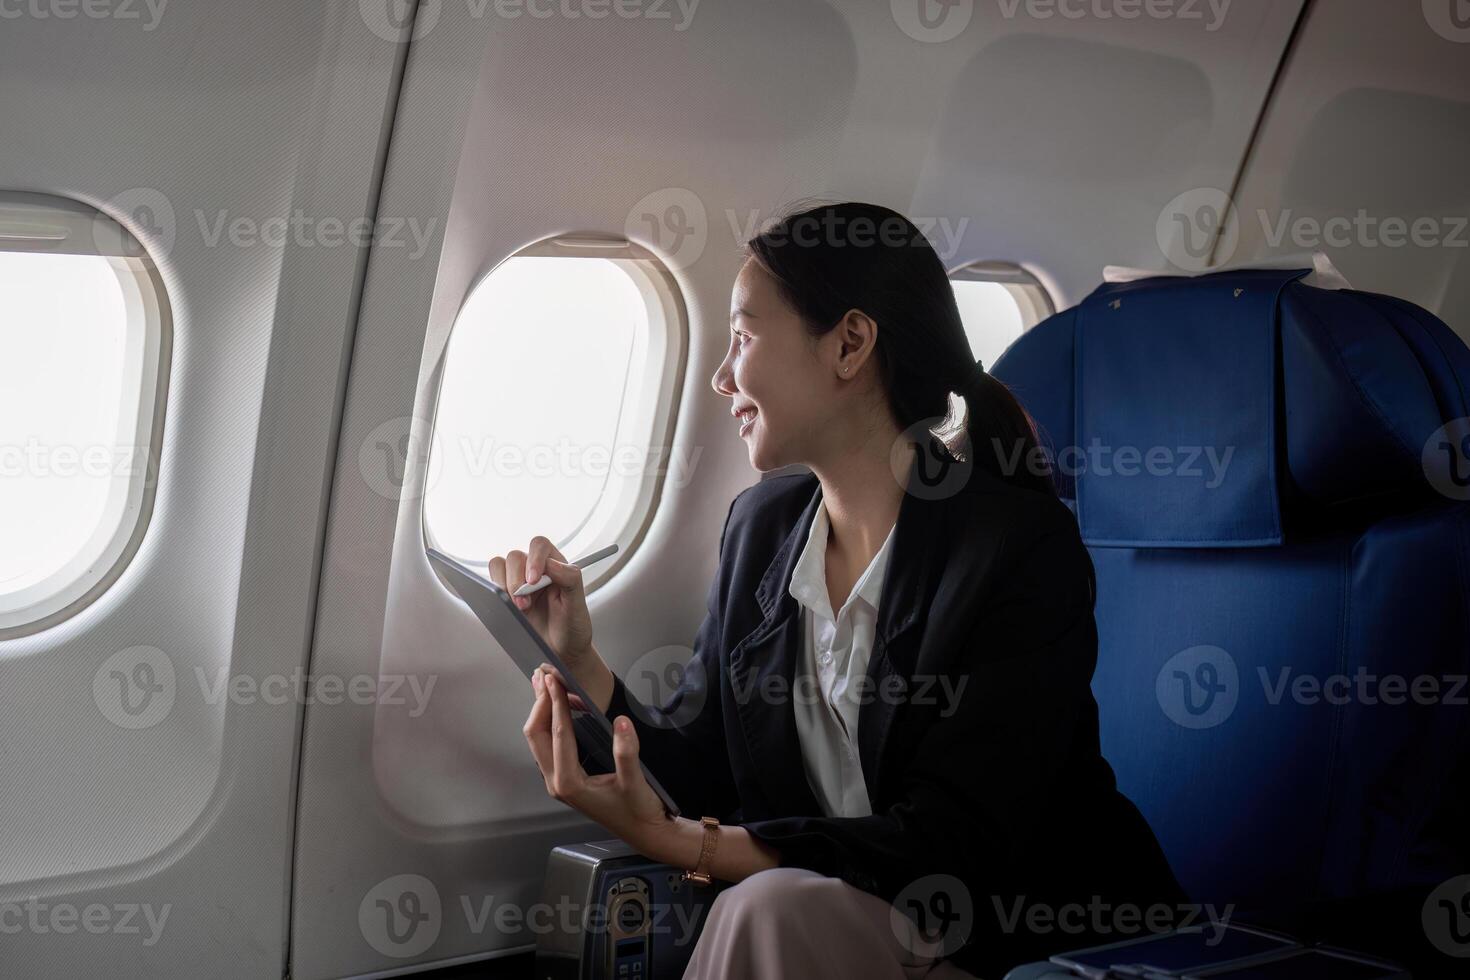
424, 238, 686, 590
949, 261, 1055, 370
0, 193, 170, 639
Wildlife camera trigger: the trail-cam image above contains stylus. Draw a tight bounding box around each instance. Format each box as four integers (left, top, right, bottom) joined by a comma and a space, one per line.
511, 544, 619, 597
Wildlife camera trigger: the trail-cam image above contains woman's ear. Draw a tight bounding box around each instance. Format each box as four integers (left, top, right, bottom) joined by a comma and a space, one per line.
834, 308, 878, 379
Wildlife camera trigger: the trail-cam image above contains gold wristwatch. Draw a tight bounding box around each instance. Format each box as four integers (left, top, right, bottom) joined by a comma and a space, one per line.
680, 816, 720, 886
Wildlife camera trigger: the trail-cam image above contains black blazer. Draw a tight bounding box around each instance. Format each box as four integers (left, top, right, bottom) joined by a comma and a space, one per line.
603, 443, 1184, 976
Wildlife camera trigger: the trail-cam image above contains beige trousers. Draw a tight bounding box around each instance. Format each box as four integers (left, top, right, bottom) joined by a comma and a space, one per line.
681, 867, 981, 980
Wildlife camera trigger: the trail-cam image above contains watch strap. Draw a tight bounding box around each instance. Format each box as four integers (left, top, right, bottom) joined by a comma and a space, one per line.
681, 816, 719, 886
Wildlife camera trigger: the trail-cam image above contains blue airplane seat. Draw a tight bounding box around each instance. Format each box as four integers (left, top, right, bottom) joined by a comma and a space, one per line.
990, 269, 1470, 952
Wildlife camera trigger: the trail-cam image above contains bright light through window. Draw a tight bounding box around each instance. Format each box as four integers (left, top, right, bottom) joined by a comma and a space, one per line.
950, 263, 1054, 370
953, 280, 1025, 370
0, 254, 128, 593
0, 192, 169, 637
425, 245, 685, 586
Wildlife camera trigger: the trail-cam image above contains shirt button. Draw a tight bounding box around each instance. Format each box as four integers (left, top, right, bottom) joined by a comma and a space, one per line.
818, 650, 833, 666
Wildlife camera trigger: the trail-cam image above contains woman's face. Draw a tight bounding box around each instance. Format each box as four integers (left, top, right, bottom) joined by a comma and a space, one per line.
711, 258, 839, 471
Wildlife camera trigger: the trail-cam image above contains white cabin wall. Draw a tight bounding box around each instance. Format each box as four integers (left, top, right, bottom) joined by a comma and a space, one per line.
1231, 0, 1470, 340
0, 2, 406, 977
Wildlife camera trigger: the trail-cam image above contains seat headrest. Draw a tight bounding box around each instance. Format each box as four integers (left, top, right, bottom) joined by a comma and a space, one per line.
991, 268, 1470, 548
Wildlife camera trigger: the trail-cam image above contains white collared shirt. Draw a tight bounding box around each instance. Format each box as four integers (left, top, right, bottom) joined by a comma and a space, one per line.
786, 499, 897, 818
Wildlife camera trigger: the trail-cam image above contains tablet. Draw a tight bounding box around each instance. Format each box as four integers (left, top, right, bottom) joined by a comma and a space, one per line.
1179, 948, 1409, 979
1052, 924, 1298, 978
428, 547, 681, 818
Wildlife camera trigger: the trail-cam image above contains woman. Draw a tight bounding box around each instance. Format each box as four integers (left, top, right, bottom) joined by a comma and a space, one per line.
491, 202, 1183, 978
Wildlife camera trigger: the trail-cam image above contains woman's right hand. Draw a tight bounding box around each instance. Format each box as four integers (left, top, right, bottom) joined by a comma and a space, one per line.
488, 536, 596, 672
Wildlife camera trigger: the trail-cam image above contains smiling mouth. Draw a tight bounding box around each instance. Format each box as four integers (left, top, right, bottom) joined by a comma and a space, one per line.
736, 407, 758, 436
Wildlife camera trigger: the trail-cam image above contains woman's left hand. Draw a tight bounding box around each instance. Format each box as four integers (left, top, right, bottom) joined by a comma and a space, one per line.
523, 667, 671, 849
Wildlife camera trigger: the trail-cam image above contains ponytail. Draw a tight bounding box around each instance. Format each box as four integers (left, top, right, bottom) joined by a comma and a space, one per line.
956, 366, 1055, 497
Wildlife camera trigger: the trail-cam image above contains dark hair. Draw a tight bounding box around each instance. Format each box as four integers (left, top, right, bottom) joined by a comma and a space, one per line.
743, 201, 1054, 496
